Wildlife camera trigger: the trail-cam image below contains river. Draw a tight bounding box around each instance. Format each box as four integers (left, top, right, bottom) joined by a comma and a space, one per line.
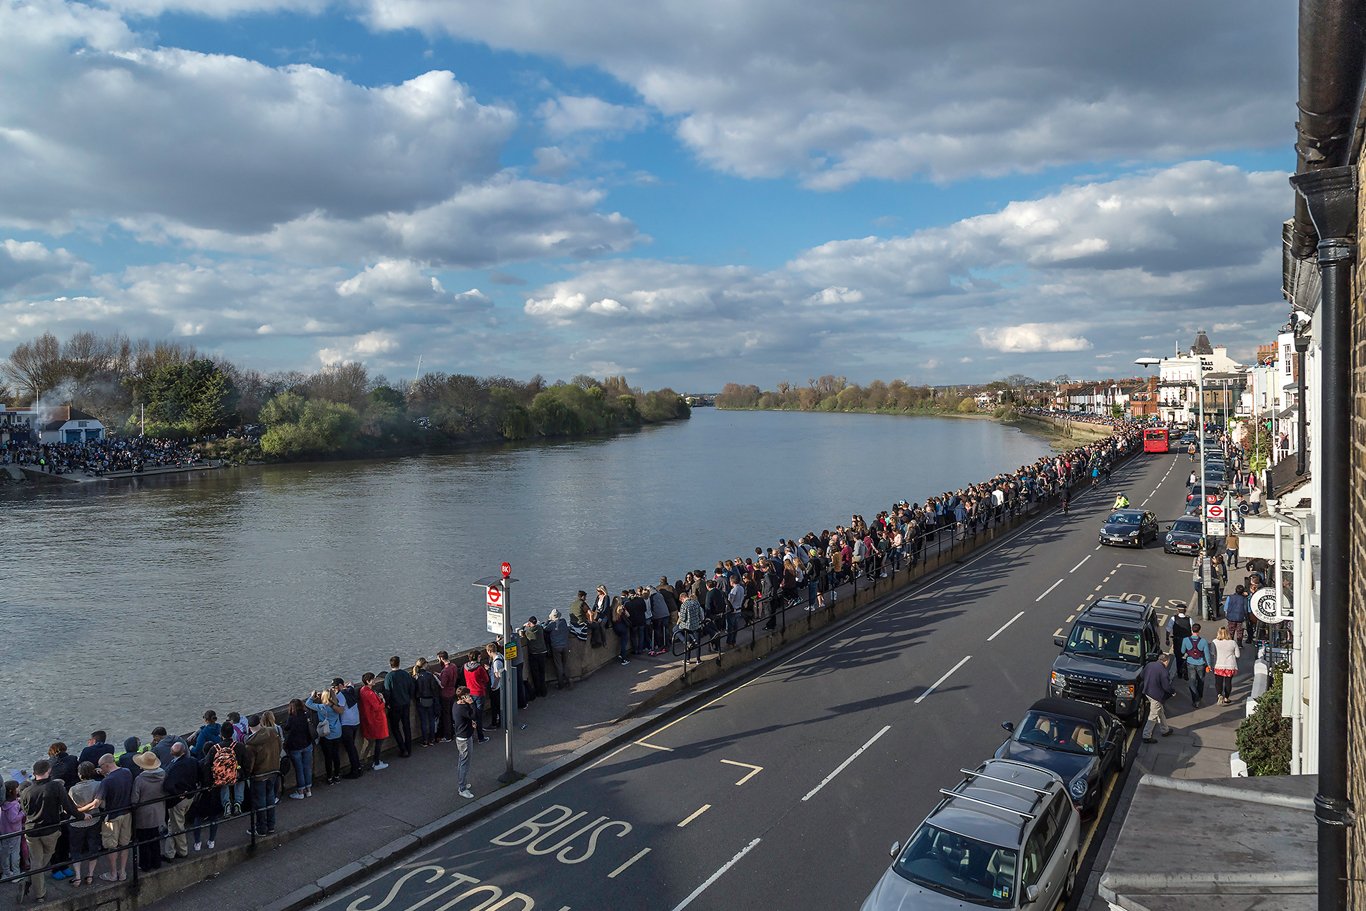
0, 410, 1051, 765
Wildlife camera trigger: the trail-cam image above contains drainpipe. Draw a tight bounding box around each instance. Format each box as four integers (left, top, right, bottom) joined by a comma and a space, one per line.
1289, 164, 1356, 911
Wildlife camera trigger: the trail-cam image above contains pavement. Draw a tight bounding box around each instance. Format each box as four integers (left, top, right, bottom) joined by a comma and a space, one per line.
1077, 638, 1258, 911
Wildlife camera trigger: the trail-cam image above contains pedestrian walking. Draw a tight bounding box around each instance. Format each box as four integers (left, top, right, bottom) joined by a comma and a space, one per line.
1211, 628, 1239, 705
1166, 604, 1193, 680
1181, 623, 1214, 707
1224, 527, 1240, 569
452, 688, 477, 800
1223, 585, 1249, 655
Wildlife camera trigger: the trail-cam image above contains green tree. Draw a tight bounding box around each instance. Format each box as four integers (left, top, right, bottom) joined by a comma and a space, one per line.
143, 359, 236, 435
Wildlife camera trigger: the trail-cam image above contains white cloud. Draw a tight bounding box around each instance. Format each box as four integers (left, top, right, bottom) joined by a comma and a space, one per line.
354, 0, 1292, 187
538, 95, 649, 137
976, 324, 1092, 353
0, 239, 86, 291
0, 0, 515, 235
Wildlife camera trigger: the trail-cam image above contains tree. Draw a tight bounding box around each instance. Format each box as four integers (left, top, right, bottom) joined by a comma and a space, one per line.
3, 332, 64, 401
144, 359, 237, 435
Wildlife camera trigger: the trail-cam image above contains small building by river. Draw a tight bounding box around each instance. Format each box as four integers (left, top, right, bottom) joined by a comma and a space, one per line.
37, 405, 105, 444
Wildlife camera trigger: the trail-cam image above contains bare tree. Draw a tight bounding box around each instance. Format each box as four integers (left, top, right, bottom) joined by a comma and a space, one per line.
3, 332, 65, 402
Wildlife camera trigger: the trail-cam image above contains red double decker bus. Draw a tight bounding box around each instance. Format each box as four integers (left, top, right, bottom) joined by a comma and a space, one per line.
1143, 427, 1170, 453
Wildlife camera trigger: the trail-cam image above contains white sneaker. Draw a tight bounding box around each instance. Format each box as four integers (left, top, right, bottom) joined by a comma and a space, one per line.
207, 841, 215, 849
373, 761, 389, 770
459, 788, 475, 799
289, 792, 306, 800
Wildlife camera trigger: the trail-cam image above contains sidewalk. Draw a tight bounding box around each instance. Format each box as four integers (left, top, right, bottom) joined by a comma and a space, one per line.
1078, 648, 1288, 911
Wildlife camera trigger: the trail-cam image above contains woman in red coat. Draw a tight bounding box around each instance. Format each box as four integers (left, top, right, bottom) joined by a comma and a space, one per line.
358, 673, 390, 771
462, 651, 490, 741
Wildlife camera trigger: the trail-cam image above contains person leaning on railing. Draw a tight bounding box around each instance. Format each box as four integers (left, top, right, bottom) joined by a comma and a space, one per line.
19, 759, 88, 901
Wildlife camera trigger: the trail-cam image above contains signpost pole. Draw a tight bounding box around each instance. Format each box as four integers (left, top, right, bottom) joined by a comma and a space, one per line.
499, 563, 518, 784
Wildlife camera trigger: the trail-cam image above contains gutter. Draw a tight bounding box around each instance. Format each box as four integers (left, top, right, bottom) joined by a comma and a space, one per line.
1290, 163, 1357, 911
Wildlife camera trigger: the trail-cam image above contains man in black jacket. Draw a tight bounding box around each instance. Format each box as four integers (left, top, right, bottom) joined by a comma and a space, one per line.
451, 688, 477, 801
161, 742, 198, 860
383, 656, 416, 757
20, 760, 84, 902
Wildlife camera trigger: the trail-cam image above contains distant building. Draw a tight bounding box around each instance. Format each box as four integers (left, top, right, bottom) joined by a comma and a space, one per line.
36, 405, 105, 444
1155, 331, 1244, 425
0, 404, 36, 445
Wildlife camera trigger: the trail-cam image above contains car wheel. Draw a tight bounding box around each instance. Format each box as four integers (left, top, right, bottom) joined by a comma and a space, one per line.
1062, 854, 1078, 900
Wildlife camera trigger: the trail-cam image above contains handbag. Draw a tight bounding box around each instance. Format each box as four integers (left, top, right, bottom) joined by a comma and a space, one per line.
316, 717, 331, 738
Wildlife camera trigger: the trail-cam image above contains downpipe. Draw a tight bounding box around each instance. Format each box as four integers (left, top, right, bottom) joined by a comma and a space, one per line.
1290, 164, 1357, 911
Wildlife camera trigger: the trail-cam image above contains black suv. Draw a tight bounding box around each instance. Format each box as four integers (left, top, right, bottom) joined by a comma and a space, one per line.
1048, 599, 1161, 724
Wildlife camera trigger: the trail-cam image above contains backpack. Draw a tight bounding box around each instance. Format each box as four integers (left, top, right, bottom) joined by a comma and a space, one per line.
211, 743, 238, 786
1185, 638, 1204, 661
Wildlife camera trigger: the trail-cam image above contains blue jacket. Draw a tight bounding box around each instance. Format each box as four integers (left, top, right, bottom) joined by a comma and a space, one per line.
1223, 593, 1249, 623
304, 698, 343, 741
1141, 660, 1174, 701
190, 724, 220, 759
1181, 635, 1213, 667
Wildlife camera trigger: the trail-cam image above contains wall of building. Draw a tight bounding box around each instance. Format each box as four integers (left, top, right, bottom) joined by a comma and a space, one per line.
1346, 153, 1366, 909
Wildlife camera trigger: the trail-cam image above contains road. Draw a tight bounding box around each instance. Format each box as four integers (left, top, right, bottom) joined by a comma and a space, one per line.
317, 451, 1194, 911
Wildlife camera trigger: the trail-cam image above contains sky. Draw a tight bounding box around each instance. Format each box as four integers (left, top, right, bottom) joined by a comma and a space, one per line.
0, 0, 1298, 391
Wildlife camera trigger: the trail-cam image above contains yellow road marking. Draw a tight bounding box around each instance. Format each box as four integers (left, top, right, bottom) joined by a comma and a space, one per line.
678, 804, 711, 827
719, 759, 763, 785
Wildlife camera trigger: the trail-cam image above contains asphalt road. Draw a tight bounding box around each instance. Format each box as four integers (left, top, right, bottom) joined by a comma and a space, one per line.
317, 451, 1196, 911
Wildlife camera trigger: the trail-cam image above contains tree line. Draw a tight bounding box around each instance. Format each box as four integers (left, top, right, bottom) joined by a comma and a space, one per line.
1, 331, 690, 459
716, 376, 984, 414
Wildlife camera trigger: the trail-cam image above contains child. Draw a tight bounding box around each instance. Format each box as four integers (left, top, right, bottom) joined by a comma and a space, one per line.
0, 780, 23, 882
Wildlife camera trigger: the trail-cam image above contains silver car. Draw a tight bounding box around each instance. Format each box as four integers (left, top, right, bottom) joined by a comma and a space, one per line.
859, 759, 1080, 910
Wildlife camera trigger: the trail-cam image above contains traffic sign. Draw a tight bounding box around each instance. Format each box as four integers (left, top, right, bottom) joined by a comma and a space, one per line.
486, 607, 503, 634
1207, 503, 1225, 520
504, 642, 518, 661
486, 585, 503, 607
501, 561, 511, 578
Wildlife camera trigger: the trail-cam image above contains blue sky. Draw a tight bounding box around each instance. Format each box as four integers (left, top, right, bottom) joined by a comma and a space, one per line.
0, 0, 1297, 391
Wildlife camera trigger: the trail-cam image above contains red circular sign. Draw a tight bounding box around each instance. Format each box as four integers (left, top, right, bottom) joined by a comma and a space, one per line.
500, 561, 511, 577
1207, 504, 1225, 519
486, 586, 502, 605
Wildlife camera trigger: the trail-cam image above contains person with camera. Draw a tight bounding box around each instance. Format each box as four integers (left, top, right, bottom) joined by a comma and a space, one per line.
451, 687, 478, 800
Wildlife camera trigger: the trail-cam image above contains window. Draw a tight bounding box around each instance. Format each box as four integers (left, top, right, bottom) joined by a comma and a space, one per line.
1020, 827, 1046, 888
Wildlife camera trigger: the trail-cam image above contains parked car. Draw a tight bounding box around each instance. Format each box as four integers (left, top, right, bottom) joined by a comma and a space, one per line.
995, 697, 1125, 815
1164, 516, 1205, 554
860, 759, 1080, 911
1048, 598, 1162, 725
1098, 508, 1158, 548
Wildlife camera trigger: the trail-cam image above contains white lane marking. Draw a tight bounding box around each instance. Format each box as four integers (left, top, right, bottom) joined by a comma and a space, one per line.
1095, 544, 1102, 550
915, 657, 972, 706
608, 847, 652, 878
802, 724, 892, 801
678, 804, 711, 827
987, 611, 1025, 642
719, 759, 763, 786
1053, 628, 1064, 637
1116, 563, 1148, 568
1035, 579, 1063, 602
634, 740, 674, 752
669, 837, 762, 911
1070, 555, 1091, 573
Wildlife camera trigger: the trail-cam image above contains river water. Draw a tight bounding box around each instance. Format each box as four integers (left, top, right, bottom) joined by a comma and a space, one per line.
0, 410, 1049, 765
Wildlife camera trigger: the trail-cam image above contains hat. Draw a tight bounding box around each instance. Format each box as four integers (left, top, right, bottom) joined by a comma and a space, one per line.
527, 615, 538, 624
331, 677, 345, 687
133, 751, 161, 771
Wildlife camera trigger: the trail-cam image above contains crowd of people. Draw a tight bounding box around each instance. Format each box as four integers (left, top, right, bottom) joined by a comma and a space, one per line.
0, 436, 205, 476
1, 417, 1145, 902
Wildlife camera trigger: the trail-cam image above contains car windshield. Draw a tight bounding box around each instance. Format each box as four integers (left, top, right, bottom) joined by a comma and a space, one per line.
893, 824, 1017, 907
1066, 623, 1143, 663
1173, 520, 1201, 533
1106, 512, 1140, 525
1014, 711, 1099, 755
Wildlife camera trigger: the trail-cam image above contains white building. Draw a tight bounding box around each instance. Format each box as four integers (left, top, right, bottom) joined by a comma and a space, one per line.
36, 405, 105, 444
1156, 331, 1243, 425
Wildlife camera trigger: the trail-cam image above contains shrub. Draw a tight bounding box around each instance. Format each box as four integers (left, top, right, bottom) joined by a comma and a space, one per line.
1235, 666, 1292, 776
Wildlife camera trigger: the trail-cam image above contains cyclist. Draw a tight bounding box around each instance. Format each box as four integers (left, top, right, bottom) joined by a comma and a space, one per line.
1112, 492, 1130, 510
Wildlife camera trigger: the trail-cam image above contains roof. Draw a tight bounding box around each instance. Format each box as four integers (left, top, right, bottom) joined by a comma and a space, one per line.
1027, 696, 1111, 726
1191, 330, 1213, 355
37, 405, 101, 432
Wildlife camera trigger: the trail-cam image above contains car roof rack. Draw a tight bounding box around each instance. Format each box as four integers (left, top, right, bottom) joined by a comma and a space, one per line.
937, 789, 1037, 820
957, 768, 1051, 797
